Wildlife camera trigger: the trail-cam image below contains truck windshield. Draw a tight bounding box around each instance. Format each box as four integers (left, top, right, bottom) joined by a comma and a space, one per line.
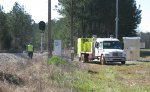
103, 41, 121, 49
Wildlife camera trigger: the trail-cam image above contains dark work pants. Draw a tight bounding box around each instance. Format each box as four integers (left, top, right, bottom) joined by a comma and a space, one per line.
28, 52, 33, 59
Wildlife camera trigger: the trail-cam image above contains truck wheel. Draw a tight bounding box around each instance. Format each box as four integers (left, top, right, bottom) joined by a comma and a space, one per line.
79, 57, 81, 61
100, 55, 105, 65
84, 54, 89, 63
81, 54, 89, 63
81, 54, 84, 62
121, 61, 126, 64
81, 54, 86, 63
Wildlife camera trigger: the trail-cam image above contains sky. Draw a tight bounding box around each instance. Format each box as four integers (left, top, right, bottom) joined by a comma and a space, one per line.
136, 0, 150, 32
0, 0, 150, 33
0, 0, 60, 22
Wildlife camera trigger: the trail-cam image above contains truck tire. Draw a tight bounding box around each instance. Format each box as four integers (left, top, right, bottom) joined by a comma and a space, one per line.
81, 54, 89, 63
100, 55, 105, 65
81, 54, 84, 62
84, 54, 89, 63
81, 54, 86, 63
79, 57, 81, 61
121, 61, 126, 64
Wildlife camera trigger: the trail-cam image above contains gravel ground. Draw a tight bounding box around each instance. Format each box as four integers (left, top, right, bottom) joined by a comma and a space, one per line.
0, 52, 48, 72
0, 51, 149, 65
0, 52, 48, 63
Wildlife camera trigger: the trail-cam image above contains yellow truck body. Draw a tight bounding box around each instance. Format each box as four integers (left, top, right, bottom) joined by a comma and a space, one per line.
77, 38, 92, 56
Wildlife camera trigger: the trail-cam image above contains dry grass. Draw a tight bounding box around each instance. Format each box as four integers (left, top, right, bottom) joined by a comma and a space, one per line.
0, 55, 90, 92
0, 56, 54, 92
0, 53, 150, 92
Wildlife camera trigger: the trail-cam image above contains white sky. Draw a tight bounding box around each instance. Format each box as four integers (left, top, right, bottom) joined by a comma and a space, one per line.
0, 0, 150, 32
136, 0, 150, 32
0, 0, 61, 23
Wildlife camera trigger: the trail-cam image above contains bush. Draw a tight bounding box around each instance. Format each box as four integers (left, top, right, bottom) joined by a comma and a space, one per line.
48, 56, 67, 65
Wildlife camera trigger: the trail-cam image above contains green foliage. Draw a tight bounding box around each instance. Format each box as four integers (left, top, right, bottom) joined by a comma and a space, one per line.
31, 23, 42, 50
0, 9, 12, 49
48, 56, 67, 65
51, 18, 71, 48
48, 60, 150, 92
9, 2, 33, 50
0, 2, 33, 51
58, 0, 141, 39
9, 75, 17, 83
48, 59, 94, 92
70, 71, 93, 91
118, 0, 142, 39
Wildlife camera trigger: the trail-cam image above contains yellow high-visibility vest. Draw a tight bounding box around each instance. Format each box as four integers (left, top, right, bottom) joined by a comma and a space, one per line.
27, 44, 33, 52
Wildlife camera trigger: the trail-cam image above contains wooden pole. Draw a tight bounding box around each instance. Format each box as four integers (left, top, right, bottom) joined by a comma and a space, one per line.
71, 0, 74, 61
48, 0, 52, 58
115, 0, 119, 38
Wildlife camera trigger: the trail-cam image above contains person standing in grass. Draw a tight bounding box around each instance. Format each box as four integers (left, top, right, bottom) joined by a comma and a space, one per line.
27, 42, 34, 59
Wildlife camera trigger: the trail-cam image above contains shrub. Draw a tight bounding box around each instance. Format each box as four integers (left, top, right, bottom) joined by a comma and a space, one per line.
48, 56, 67, 65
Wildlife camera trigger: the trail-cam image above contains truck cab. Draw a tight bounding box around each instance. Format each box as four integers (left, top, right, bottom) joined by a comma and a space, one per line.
94, 38, 126, 64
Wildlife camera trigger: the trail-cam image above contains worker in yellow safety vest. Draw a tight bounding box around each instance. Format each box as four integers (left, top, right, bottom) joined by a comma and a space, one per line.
27, 42, 34, 59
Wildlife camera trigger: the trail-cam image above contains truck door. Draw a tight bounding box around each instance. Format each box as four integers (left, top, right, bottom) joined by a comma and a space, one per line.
95, 42, 99, 56
95, 42, 103, 56
98, 42, 103, 56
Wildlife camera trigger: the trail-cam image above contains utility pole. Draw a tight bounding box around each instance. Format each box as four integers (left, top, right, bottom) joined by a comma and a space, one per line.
41, 32, 43, 53
48, 0, 52, 58
71, 0, 74, 61
115, 0, 119, 38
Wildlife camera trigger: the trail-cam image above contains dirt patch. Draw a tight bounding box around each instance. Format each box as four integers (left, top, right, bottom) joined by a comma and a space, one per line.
88, 70, 99, 74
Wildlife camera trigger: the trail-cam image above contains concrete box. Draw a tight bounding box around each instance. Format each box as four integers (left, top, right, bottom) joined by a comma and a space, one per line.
123, 37, 141, 61
53, 40, 62, 56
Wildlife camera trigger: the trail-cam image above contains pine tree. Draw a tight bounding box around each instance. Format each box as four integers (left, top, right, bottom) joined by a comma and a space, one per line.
58, 0, 141, 39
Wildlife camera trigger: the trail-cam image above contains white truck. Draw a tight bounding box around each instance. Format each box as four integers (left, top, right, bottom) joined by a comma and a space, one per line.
77, 36, 126, 64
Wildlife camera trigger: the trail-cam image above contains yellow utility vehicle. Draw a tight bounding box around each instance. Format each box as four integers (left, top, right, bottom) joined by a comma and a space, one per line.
77, 36, 126, 64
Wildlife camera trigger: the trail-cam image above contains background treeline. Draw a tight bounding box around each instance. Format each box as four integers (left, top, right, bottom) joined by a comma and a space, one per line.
140, 32, 150, 49
0, 2, 33, 51
0, 2, 71, 52
58, 0, 142, 40
0, 1, 149, 52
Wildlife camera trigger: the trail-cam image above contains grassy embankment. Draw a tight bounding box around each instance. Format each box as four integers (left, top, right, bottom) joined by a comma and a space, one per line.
48, 56, 150, 92
0, 54, 149, 92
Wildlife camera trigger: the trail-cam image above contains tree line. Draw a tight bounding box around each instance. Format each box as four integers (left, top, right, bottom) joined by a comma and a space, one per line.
0, 1, 73, 52
1, 1, 148, 51
58, 0, 142, 40
0, 2, 33, 51
140, 32, 150, 49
